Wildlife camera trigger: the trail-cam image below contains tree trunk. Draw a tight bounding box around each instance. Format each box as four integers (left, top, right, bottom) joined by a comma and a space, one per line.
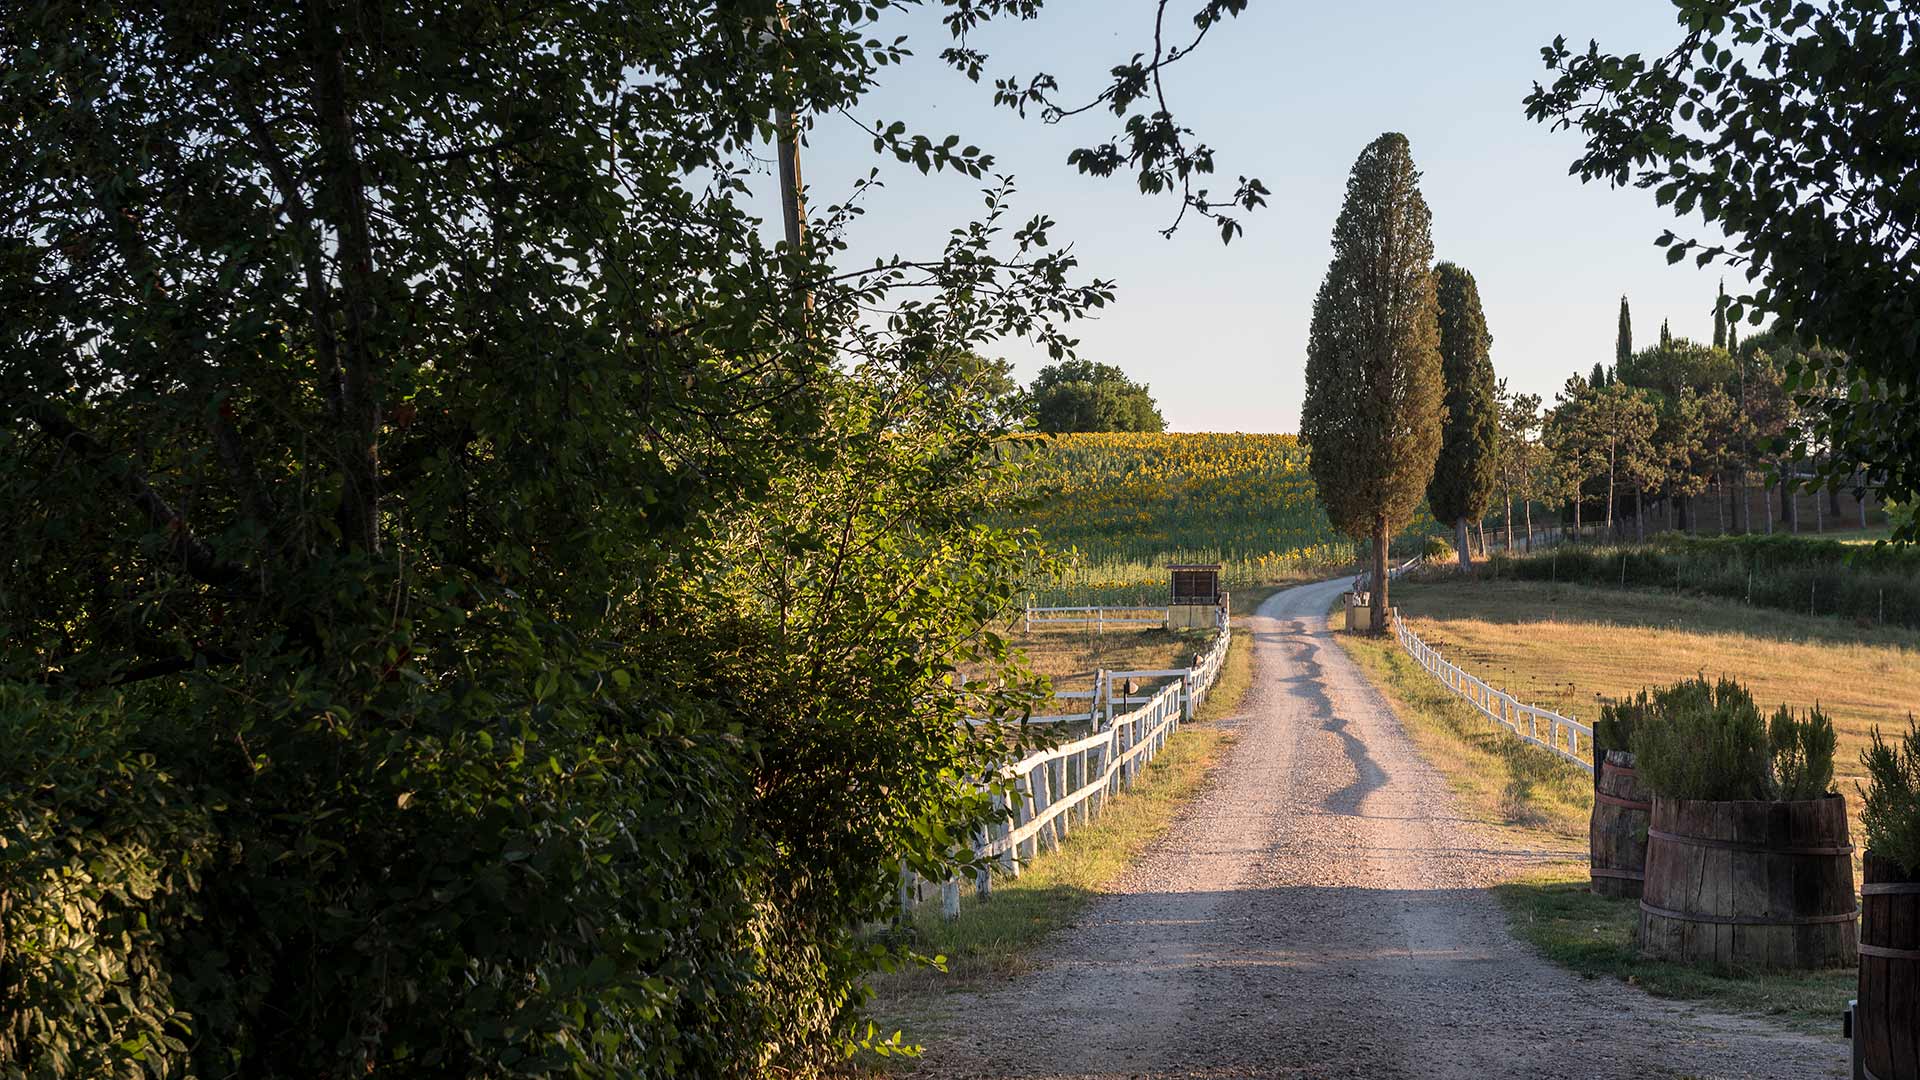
1504, 497, 1514, 553
1372, 516, 1391, 635
1573, 493, 1582, 538
1740, 471, 1753, 533
1764, 478, 1775, 534
1635, 488, 1645, 542
1605, 453, 1617, 539
1524, 500, 1534, 553
1476, 519, 1488, 559
1455, 517, 1471, 572
1678, 494, 1691, 533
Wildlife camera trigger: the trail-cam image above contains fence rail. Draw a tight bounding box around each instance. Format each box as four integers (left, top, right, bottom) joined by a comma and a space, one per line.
1389, 609, 1593, 775
1023, 604, 1168, 631
907, 611, 1232, 920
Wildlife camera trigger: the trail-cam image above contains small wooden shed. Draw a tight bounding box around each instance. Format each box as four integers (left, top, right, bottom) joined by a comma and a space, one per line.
1166, 563, 1224, 630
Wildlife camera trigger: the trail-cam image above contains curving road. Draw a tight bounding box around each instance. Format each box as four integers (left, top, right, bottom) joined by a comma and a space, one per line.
911, 577, 1847, 1080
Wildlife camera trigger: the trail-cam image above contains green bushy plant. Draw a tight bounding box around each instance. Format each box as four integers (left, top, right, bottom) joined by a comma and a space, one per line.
1630, 676, 1839, 802
1860, 715, 1920, 875
1423, 534, 1458, 563
1594, 690, 1651, 761
1769, 704, 1838, 801
1631, 676, 1773, 801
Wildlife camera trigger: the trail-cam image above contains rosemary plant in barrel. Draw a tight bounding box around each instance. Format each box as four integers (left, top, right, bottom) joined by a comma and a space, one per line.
1589, 693, 1651, 899
1630, 677, 1855, 970
1857, 716, 1920, 1080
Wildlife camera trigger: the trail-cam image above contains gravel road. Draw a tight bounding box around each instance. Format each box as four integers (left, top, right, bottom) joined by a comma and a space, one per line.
910, 577, 1848, 1079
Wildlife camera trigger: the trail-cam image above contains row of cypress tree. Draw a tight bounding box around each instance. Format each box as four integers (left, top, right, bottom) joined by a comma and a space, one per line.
1300, 132, 1500, 610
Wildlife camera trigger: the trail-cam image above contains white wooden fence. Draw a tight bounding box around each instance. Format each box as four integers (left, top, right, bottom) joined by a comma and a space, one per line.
906, 616, 1233, 920
1389, 609, 1593, 775
1022, 604, 1166, 632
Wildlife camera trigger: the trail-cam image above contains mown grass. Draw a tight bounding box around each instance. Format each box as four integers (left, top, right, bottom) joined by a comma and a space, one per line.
1494, 868, 1855, 1035
1387, 575, 1920, 849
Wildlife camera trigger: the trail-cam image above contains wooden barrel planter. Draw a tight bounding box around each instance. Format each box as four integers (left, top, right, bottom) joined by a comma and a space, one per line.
1637, 794, 1857, 970
1858, 851, 1920, 1080
1589, 750, 1649, 898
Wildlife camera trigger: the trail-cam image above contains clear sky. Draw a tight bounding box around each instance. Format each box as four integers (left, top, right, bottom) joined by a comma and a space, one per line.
789, 0, 1728, 433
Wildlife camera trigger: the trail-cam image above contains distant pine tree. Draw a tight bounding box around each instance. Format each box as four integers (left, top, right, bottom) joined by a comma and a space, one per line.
1661, 318, 1673, 348
1591, 361, 1608, 388
1302, 133, 1443, 625
1616, 295, 1633, 366
1713, 279, 1729, 349
1426, 262, 1500, 571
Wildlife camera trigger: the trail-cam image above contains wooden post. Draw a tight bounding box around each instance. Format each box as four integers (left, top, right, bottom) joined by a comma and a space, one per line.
942, 878, 960, 921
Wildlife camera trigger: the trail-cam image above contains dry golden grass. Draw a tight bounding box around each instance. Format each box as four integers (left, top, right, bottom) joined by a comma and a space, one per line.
1389, 575, 1920, 844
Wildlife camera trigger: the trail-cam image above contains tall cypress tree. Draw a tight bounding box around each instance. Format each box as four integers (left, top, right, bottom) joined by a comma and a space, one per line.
1427, 262, 1500, 570
1616, 295, 1633, 366
1302, 132, 1443, 625
1661, 318, 1673, 348
1713, 279, 1729, 348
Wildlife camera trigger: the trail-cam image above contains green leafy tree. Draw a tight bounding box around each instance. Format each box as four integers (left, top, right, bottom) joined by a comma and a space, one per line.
1426, 262, 1499, 570
0, 0, 1280, 1071
1494, 381, 1546, 551
1546, 377, 1656, 537
1616, 295, 1633, 367
1301, 133, 1443, 623
1028, 360, 1167, 433
1527, 1, 1920, 540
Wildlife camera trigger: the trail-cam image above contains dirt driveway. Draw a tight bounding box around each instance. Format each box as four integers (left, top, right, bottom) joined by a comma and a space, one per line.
909, 578, 1849, 1079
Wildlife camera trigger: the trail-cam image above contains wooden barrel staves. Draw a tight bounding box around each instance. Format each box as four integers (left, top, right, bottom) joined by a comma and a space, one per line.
1637, 794, 1857, 970
1858, 852, 1920, 1080
1589, 750, 1650, 898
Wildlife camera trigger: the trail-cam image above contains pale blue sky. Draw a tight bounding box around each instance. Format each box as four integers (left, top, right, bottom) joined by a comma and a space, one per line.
789, 0, 1725, 432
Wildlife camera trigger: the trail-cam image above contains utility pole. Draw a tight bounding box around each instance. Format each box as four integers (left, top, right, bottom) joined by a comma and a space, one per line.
769, 6, 811, 318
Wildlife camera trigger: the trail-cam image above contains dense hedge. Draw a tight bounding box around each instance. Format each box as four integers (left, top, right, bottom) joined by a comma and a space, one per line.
1489, 533, 1920, 629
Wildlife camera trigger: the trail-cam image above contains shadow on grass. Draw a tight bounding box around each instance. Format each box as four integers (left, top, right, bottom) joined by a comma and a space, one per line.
1494, 871, 1855, 1035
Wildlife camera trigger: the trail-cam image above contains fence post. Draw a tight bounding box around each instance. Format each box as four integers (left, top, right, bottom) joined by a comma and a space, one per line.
942, 878, 960, 921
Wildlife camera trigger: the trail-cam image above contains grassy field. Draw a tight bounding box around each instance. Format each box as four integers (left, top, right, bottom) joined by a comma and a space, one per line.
1387, 574, 1920, 827
1001, 432, 1430, 605
1337, 575, 1913, 1032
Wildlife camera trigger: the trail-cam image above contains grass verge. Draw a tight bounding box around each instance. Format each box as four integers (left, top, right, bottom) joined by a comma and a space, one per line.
1331, 606, 1590, 843
1494, 867, 1855, 1035
867, 616, 1261, 1054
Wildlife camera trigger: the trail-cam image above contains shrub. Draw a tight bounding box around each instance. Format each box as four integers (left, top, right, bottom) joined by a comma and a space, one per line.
1630, 676, 1840, 802
1770, 704, 1838, 801
1860, 715, 1920, 875
1631, 677, 1772, 801
1594, 691, 1651, 761
1422, 534, 1457, 563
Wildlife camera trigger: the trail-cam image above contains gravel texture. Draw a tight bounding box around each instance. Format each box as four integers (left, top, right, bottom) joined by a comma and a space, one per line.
910, 578, 1849, 1079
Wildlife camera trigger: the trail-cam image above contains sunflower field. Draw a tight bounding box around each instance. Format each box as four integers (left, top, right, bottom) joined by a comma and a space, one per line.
1000, 432, 1442, 605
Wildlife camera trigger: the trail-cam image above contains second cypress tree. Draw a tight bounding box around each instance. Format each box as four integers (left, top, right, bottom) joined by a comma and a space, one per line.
1426, 262, 1500, 570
